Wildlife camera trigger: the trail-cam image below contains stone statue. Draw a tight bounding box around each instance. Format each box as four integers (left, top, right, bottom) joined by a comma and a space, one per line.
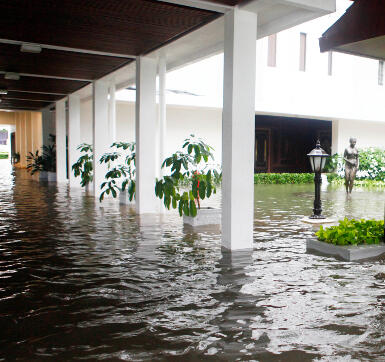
344, 137, 359, 194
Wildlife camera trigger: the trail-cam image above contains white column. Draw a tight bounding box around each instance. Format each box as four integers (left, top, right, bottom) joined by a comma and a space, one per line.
158, 57, 167, 175
136, 56, 158, 214
92, 80, 110, 197
68, 94, 82, 188
55, 99, 67, 182
108, 82, 116, 144
222, 9, 257, 251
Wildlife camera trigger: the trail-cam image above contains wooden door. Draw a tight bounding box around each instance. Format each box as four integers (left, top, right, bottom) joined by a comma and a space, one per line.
255, 130, 269, 173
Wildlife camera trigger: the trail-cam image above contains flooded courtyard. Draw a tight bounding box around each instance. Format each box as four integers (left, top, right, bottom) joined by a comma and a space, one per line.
0, 161, 384, 361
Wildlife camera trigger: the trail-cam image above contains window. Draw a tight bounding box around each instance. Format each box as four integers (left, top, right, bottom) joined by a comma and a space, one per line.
299, 32, 307, 71
267, 34, 277, 67
328, 51, 333, 76
378, 60, 384, 86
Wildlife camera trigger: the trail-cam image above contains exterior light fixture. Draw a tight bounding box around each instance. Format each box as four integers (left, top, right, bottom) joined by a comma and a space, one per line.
20, 43, 42, 53
307, 140, 329, 219
0, 89, 7, 95
4, 72, 20, 81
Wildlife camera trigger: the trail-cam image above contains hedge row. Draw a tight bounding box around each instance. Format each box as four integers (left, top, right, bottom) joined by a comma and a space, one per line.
254, 173, 314, 184
327, 174, 385, 188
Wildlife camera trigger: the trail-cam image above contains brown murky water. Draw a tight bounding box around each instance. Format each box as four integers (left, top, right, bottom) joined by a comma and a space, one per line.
0, 161, 384, 361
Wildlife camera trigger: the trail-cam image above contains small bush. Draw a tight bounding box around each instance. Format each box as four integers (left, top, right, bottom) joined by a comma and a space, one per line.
0, 153, 8, 159
254, 173, 314, 184
316, 218, 384, 246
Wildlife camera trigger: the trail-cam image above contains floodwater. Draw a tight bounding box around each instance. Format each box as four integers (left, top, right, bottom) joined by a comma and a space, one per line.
0, 160, 384, 361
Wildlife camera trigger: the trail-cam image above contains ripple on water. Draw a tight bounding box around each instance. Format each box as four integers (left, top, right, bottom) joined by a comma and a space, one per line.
0, 162, 384, 360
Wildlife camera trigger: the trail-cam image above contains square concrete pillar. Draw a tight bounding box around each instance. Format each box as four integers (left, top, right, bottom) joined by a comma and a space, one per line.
55, 99, 67, 182
222, 9, 257, 251
92, 80, 110, 197
68, 94, 82, 188
108, 83, 116, 143
136, 56, 158, 214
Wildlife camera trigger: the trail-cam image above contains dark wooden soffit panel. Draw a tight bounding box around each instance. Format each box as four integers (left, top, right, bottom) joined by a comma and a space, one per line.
0, 0, 220, 56
0, 43, 131, 81
0, 77, 88, 95
2, 91, 63, 102
319, 0, 385, 53
0, 99, 49, 109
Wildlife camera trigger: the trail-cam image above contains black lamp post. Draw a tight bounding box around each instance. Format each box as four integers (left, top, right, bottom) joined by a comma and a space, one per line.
307, 140, 329, 219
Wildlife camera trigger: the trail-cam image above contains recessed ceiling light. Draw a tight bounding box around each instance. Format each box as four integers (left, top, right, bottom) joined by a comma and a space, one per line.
20, 43, 42, 54
4, 72, 20, 80
0, 89, 7, 95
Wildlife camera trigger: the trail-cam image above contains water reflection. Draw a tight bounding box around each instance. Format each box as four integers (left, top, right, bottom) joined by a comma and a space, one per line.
0, 162, 384, 360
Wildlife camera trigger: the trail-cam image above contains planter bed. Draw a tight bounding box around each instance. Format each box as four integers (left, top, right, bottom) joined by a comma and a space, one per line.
307, 238, 385, 261
183, 207, 221, 227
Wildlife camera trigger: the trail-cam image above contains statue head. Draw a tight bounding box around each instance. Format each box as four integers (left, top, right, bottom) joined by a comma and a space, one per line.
349, 137, 357, 147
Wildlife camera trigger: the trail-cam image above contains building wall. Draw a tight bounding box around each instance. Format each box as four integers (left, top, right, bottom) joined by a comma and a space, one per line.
79, 99, 223, 166
333, 119, 385, 155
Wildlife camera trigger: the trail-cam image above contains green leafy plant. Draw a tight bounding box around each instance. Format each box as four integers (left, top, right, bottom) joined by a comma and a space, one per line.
72, 143, 93, 187
254, 173, 314, 184
0, 152, 9, 160
26, 150, 43, 175
99, 142, 136, 202
26, 134, 56, 174
316, 218, 384, 246
155, 135, 220, 217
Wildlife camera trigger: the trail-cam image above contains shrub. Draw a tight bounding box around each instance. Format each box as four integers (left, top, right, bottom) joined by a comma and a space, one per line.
332, 148, 385, 181
0, 152, 8, 159
316, 218, 384, 246
254, 173, 314, 184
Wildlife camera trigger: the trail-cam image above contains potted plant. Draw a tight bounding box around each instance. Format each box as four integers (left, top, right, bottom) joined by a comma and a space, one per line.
155, 134, 221, 227
42, 142, 56, 182
72, 143, 93, 192
99, 142, 136, 204
26, 150, 44, 179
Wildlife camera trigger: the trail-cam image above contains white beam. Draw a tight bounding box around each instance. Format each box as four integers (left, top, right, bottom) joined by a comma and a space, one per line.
68, 94, 82, 188
0, 39, 135, 59
55, 99, 67, 182
136, 56, 158, 214
92, 80, 110, 197
222, 8, 257, 251
156, 0, 232, 13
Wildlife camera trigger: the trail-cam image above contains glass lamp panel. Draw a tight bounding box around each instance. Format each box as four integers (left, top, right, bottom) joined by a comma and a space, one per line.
308, 156, 315, 172
314, 156, 321, 172
321, 157, 327, 171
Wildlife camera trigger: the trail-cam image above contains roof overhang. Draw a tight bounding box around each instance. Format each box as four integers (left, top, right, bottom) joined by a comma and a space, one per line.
319, 0, 385, 61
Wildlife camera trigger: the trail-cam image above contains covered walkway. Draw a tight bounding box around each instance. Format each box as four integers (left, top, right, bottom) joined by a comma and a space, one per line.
0, 0, 335, 250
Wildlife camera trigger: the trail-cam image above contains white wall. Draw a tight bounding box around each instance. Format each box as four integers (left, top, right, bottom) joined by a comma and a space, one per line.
334, 118, 385, 154
114, 101, 222, 164
79, 99, 223, 166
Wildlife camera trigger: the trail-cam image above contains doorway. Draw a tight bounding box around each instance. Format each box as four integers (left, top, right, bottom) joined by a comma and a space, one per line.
255, 130, 269, 173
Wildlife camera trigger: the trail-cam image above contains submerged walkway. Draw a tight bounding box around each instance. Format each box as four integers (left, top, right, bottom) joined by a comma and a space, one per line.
0, 161, 384, 360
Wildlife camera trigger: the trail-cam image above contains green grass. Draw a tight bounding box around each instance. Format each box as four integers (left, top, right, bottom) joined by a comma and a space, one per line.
254, 173, 314, 184
0, 152, 9, 159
